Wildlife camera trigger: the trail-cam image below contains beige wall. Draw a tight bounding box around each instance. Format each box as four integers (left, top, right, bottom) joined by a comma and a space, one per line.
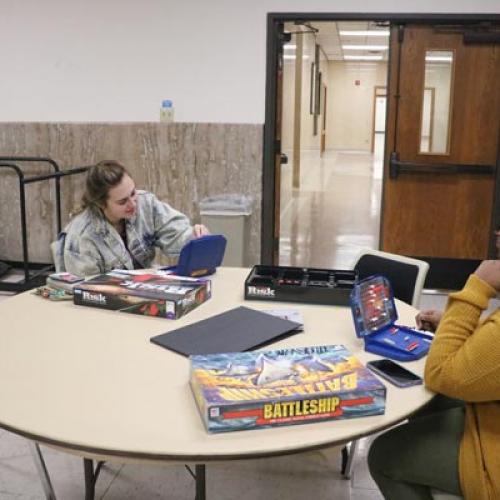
281, 55, 296, 152
283, 57, 387, 154
326, 61, 388, 151
299, 33, 318, 152
281, 33, 330, 156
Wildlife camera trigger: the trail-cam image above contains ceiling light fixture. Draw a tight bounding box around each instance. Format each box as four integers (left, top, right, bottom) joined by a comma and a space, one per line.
344, 55, 383, 61
425, 55, 453, 62
283, 54, 310, 60
342, 44, 388, 51
339, 30, 390, 37
284, 44, 297, 50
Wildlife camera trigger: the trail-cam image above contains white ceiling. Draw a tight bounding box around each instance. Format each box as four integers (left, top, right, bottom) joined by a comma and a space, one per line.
285, 21, 390, 62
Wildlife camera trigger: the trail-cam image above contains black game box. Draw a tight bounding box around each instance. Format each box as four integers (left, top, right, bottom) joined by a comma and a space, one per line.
244, 265, 358, 306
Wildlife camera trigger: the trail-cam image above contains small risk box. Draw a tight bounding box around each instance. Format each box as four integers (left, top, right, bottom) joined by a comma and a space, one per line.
244, 265, 358, 306
350, 275, 433, 362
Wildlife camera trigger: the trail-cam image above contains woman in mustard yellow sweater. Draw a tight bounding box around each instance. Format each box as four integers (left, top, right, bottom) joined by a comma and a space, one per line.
368, 260, 500, 500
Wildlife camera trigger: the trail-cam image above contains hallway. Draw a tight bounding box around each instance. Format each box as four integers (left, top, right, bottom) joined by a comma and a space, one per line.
280, 136, 384, 270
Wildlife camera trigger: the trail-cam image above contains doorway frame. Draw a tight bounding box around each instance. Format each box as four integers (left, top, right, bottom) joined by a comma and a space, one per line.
262, 12, 500, 266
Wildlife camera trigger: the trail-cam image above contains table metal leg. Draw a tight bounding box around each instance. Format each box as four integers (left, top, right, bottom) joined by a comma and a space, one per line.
341, 440, 359, 479
341, 445, 348, 474
185, 464, 206, 500
195, 464, 206, 500
30, 442, 57, 500
83, 458, 104, 500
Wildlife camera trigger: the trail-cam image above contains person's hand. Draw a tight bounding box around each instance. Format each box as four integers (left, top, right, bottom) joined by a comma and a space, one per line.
415, 309, 443, 332
192, 224, 210, 238
474, 260, 500, 291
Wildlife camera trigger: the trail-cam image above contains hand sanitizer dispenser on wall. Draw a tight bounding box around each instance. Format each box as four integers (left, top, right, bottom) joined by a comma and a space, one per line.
160, 100, 174, 122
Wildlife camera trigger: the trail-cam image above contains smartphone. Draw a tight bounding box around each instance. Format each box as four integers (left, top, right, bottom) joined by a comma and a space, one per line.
366, 359, 423, 388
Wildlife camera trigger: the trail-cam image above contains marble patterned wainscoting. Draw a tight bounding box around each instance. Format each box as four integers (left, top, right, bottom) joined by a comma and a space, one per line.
0, 122, 262, 266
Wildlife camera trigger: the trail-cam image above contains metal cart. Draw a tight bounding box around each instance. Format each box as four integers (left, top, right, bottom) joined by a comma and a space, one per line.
0, 157, 89, 292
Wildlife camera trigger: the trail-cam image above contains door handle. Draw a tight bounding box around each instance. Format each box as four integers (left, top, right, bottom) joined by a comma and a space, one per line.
280, 154, 288, 165
389, 152, 495, 179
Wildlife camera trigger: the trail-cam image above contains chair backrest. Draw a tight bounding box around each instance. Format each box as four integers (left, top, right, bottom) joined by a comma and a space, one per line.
353, 249, 429, 308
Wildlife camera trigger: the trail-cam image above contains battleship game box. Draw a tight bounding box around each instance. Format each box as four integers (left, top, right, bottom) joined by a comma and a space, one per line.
190, 344, 386, 433
244, 265, 358, 306
73, 271, 210, 319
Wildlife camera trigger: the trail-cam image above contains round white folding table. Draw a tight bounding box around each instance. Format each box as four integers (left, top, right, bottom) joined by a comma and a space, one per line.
0, 267, 434, 499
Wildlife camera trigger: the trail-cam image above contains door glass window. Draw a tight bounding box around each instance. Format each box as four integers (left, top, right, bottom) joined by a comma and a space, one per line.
419, 50, 454, 154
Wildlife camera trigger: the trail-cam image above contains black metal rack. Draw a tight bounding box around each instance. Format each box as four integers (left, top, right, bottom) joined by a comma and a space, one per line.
0, 157, 89, 292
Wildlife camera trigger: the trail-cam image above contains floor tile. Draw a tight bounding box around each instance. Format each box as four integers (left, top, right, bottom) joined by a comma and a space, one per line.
99, 463, 190, 500
40, 446, 121, 500
0, 432, 121, 500
279, 145, 383, 270
0, 452, 44, 499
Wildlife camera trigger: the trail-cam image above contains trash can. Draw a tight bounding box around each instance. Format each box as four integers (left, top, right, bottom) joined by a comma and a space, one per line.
199, 194, 253, 267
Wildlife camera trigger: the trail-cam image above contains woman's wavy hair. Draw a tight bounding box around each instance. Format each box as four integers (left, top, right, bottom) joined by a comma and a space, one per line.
80, 160, 129, 212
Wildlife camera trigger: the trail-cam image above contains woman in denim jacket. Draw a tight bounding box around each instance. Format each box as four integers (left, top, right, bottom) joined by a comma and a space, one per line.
51, 160, 208, 277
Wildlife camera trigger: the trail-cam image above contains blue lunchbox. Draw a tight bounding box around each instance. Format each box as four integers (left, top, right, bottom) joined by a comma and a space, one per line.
166, 234, 227, 277
350, 275, 432, 362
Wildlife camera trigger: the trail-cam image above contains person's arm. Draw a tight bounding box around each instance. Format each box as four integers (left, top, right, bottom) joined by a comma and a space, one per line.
63, 237, 104, 278
424, 262, 500, 401
149, 194, 197, 256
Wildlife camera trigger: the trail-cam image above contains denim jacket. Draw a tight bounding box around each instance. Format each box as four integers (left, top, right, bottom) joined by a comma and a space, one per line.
51, 191, 193, 277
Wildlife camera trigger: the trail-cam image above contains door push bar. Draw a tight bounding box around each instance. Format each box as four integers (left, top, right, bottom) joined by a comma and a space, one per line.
389, 152, 495, 179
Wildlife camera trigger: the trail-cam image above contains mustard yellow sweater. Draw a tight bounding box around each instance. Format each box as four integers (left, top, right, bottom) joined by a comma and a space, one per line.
425, 274, 500, 500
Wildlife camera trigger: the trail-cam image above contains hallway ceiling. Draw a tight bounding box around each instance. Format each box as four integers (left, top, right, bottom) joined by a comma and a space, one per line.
286, 21, 390, 62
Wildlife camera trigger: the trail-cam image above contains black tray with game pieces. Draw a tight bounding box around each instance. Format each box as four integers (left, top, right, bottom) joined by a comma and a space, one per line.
350, 275, 433, 361
244, 265, 358, 306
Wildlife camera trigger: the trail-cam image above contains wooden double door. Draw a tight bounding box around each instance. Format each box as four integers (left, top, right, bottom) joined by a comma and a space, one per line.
381, 24, 500, 288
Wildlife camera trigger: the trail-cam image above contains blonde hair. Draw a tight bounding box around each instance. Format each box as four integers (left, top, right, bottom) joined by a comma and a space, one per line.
81, 160, 130, 211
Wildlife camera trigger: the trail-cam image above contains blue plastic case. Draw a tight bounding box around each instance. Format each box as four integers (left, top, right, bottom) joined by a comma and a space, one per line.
350, 275, 432, 361
166, 234, 227, 277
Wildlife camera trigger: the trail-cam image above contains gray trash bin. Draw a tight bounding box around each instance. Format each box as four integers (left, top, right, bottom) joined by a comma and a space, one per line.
199, 194, 253, 267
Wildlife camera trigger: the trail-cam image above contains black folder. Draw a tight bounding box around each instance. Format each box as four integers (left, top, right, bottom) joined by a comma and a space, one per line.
150, 306, 302, 357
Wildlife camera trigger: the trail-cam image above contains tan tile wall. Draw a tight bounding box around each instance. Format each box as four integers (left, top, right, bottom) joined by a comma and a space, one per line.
0, 123, 262, 266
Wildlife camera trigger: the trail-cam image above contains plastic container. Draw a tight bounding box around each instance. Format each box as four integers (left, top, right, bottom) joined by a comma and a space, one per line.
160, 100, 174, 123
350, 275, 431, 361
199, 194, 253, 267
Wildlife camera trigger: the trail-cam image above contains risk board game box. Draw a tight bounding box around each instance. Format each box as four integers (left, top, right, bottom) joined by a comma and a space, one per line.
73, 271, 210, 319
190, 344, 386, 433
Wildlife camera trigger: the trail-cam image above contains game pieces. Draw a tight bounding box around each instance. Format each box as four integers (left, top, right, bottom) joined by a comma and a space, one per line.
245, 265, 358, 306
350, 275, 432, 361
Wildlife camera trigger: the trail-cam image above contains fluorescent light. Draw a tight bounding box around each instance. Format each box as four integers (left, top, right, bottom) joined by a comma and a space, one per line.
342, 44, 388, 51
345, 63, 379, 69
344, 55, 383, 61
339, 30, 390, 37
284, 44, 296, 50
283, 54, 310, 60
425, 56, 452, 62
